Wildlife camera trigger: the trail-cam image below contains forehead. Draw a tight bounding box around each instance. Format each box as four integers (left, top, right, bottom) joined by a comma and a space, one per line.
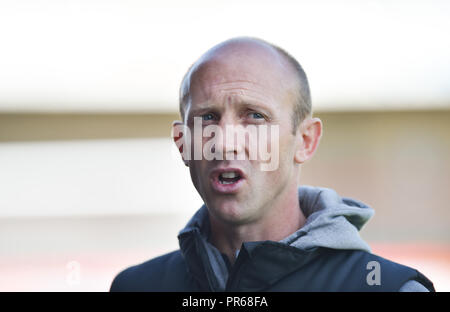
187, 42, 298, 109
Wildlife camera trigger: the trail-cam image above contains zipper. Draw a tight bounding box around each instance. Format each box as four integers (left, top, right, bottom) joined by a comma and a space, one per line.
224, 244, 250, 291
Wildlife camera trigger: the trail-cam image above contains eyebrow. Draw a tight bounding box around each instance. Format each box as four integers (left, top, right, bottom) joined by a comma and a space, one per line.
239, 102, 274, 115
188, 99, 275, 117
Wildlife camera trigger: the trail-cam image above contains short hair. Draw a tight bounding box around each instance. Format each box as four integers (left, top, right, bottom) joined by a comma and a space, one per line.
179, 37, 311, 133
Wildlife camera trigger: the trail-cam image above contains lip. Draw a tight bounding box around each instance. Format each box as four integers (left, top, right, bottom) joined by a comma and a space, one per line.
209, 167, 246, 194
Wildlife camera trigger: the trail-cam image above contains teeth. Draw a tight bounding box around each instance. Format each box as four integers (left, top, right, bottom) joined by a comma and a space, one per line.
221, 172, 238, 179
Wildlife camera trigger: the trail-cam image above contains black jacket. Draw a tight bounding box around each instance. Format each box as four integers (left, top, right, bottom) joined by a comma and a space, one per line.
110, 236, 434, 292
110, 186, 435, 292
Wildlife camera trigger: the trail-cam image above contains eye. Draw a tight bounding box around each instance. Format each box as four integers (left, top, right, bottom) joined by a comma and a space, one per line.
202, 113, 215, 121
249, 112, 265, 119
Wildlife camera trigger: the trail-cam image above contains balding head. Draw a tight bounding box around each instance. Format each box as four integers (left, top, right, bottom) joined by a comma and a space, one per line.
179, 37, 311, 132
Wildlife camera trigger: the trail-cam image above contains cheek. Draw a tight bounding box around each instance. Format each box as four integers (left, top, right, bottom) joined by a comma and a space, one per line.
270, 127, 295, 160
189, 161, 207, 190
272, 133, 297, 177
279, 126, 298, 155
188, 164, 200, 189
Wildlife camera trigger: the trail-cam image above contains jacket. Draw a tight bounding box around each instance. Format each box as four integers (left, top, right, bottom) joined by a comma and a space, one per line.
110, 186, 435, 292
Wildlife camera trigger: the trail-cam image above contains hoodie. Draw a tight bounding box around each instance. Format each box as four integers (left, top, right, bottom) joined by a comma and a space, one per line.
110, 186, 433, 292
177, 186, 430, 291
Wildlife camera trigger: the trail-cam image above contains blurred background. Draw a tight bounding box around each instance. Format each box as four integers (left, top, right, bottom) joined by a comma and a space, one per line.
0, 0, 449, 291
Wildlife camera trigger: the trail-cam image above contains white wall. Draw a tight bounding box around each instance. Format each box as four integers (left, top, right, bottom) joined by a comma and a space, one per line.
0, 0, 449, 112
0, 138, 203, 217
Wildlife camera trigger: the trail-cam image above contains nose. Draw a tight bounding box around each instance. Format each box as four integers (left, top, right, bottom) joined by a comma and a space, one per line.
215, 116, 246, 160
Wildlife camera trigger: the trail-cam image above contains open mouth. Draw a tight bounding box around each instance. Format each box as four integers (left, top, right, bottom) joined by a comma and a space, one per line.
218, 171, 242, 185
210, 168, 246, 194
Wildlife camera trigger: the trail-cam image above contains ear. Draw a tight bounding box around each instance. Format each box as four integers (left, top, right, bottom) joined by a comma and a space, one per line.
172, 120, 189, 167
294, 117, 322, 164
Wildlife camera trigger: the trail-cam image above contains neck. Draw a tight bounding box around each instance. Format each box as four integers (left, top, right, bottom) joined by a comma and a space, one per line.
208, 183, 306, 265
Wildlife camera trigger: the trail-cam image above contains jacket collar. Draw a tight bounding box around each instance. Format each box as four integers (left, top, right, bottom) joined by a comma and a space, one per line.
177, 186, 374, 291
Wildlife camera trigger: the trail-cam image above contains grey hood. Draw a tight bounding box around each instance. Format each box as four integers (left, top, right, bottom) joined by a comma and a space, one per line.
280, 185, 373, 252
178, 185, 374, 290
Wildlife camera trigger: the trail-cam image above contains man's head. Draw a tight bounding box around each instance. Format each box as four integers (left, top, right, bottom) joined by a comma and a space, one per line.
173, 37, 322, 226
179, 37, 312, 133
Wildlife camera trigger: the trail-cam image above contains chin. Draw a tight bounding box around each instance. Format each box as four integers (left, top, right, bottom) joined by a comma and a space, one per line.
209, 199, 255, 225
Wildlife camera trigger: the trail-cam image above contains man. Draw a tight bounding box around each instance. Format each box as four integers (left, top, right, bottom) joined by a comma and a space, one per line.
110, 37, 434, 292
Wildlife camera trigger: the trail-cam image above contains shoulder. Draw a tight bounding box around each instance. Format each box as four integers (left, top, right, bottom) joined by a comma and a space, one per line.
335, 249, 435, 292
399, 280, 430, 292
110, 250, 189, 292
